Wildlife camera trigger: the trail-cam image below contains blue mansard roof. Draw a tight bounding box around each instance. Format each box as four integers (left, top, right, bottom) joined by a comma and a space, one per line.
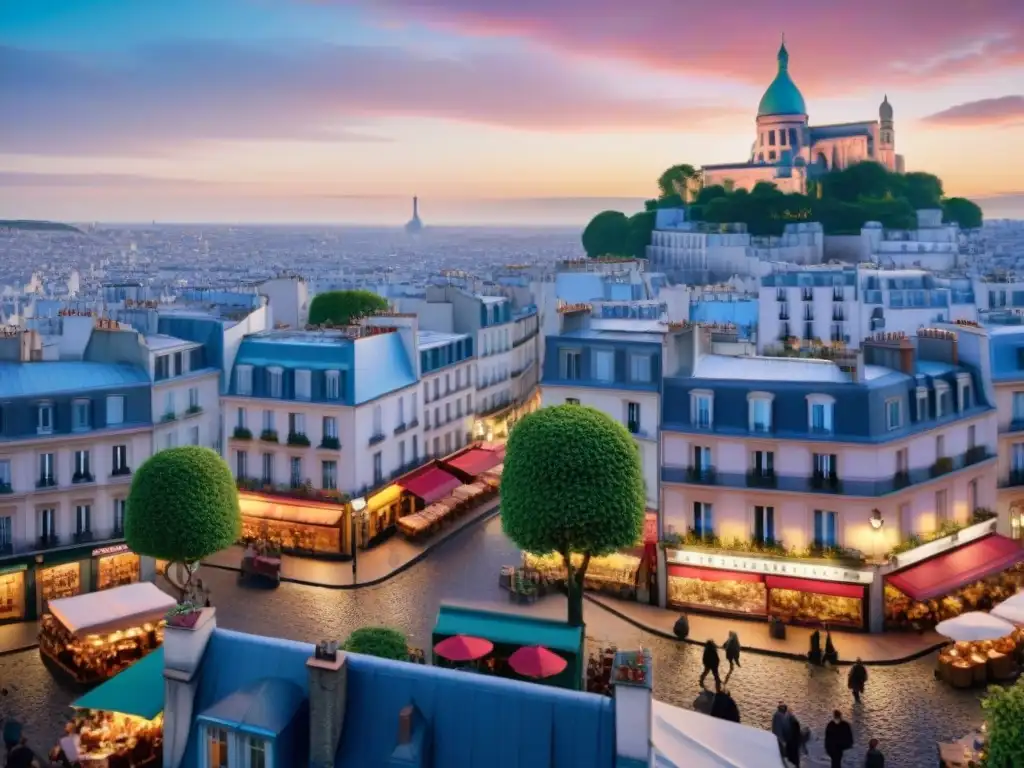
0, 361, 150, 398
185, 628, 615, 768
663, 354, 990, 443
543, 331, 663, 392
988, 326, 1024, 382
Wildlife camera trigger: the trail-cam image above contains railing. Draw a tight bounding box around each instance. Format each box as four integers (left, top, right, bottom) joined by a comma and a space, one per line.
72, 473, 95, 485
232, 427, 253, 440
36, 476, 57, 489
1003, 470, 1024, 488
368, 433, 386, 447
318, 436, 341, 450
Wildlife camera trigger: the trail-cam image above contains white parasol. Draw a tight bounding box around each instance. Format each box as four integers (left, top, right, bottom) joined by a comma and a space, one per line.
935, 611, 1015, 642
991, 592, 1024, 624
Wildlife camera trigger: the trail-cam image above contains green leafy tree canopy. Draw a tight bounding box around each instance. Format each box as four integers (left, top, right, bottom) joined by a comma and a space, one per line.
982, 680, 1024, 767
500, 405, 645, 626
943, 197, 983, 229
342, 627, 409, 661
657, 164, 698, 199
581, 210, 630, 258
308, 289, 388, 326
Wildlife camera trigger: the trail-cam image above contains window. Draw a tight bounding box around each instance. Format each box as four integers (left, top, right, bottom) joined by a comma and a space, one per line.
885, 398, 902, 430
561, 350, 582, 380
288, 412, 305, 436
813, 510, 837, 548
290, 457, 302, 487
236, 407, 247, 429
936, 434, 946, 458
373, 451, 382, 484
190, 425, 200, 445
969, 478, 978, 513
936, 489, 948, 521
372, 405, 383, 436
593, 350, 614, 382
185, 387, 199, 411
433, 436, 441, 456
295, 369, 312, 401
37, 403, 54, 434
261, 453, 274, 485
748, 395, 772, 433
162, 431, 177, 451
398, 397, 405, 427
399, 440, 406, 466
808, 396, 834, 434
779, 129, 787, 146
410, 392, 418, 421
813, 453, 836, 477
38, 452, 55, 485
0, 460, 9, 489
261, 410, 274, 432
155, 355, 170, 381
768, 150, 777, 161
445, 432, 452, 453
917, 389, 930, 421
456, 400, 462, 418
935, 383, 950, 418
0, 516, 9, 548
1014, 392, 1024, 423
693, 445, 711, 472
423, 382, 430, 404
962, 383, 973, 411
322, 460, 337, 490
693, 502, 714, 538
76, 505, 91, 534
1013, 443, 1024, 472
106, 395, 125, 426
206, 727, 229, 768
896, 448, 908, 474
236, 365, 253, 395
424, 410, 431, 429
268, 367, 283, 398
112, 444, 128, 474
751, 450, 774, 476
412, 434, 419, 462
627, 402, 641, 434
248, 736, 268, 768
627, 353, 652, 383
114, 499, 126, 531
73, 450, 91, 481
968, 424, 976, 449
692, 392, 713, 429
445, 403, 451, 422
768, 130, 776, 146
325, 371, 341, 400
433, 379, 440, 400
322, 416, 337, 439
39, 508, 56, 540
565, 398, 580, 405
164, 391, 175, 418
173, 351, 183, 376
753, 505, 775, 544
236, 450, 248, 479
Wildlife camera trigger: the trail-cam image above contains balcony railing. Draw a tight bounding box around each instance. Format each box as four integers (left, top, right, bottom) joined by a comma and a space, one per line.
111, 466, 132, 477
368, 433, 386, 447
318, 436, 341, 450
260, 429, 279, 443
0, 482, 12, 495
663, 450, 994, 497
286, 432, 311, 447
1004, 470, 1024, 488
72, 472, 95, 485
232, 427, 253, 440
36, 476, 57, 489
74, 530, 94, 544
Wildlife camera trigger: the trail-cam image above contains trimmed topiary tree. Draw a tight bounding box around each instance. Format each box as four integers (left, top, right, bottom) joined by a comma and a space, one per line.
342, 627, 408, 661
500, 405, 645, 626
982, 679, 1024, 767
125, 446, 241, 600
308, 289, 388, 327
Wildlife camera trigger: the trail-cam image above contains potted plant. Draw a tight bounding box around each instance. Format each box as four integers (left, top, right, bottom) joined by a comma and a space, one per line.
166, 602, 200, 629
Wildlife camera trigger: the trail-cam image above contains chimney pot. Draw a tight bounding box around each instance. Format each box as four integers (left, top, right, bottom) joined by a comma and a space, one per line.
397, 705, 414, 745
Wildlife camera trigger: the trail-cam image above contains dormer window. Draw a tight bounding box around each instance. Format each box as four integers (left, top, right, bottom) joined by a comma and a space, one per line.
294, 369, 311, 401
267, 367, 283, 399
72, 399, 91, 431
593, 350, 614, 383
747, 392, 774, 433
325, 370, 340, 400
807, 394, 835, 435
885, 398, 902, 431
934, 381, 951, 418
691, 390, 714, 429
956, 373, 973, 412
236, 365, 253, 396
916, 387, 929, 422
37, 403, 54, 435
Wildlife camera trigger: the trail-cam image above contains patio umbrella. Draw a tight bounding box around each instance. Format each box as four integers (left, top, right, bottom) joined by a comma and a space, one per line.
935, 611, 1015, 642
993, 590, 1024, 613
508, 645, 568, 679
991, 601, 1024, 625
433, 635, 493, 662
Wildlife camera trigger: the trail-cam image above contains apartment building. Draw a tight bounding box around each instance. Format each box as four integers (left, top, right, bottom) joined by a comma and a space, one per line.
418, 329, 475, 460
987, 324, 1024, 538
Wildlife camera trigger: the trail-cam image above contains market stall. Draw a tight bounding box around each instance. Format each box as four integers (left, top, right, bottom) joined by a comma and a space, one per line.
934, 612, 1019, 689
39, 582, 175, 685
526, 551, 644, 601
238, 492, 346, 556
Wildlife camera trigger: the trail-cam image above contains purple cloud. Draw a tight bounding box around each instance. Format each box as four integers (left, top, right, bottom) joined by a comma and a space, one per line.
922, 95, 1024, 127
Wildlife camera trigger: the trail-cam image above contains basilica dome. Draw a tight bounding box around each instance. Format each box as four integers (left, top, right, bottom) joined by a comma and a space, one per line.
757, 42, 806, 117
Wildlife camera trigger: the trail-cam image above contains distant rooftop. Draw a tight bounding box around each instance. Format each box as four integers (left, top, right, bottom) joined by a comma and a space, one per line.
692, 354, 890, 383
418, 330, 468, 350
143, 333, 195, 352
559, 329, 664, 345
0, 361, 150, 398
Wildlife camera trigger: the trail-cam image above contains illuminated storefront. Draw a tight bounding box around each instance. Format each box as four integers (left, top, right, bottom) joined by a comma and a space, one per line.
93, 544, 142, 591
238, 492, 347, 556
361, 485, 408, 546
37, 561, 83, 613
0, 565, 27, 622
526, 551, 645, 600
472, 390, 541, 444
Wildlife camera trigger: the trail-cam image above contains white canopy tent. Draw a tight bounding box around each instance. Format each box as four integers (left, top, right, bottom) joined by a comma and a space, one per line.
935, 611, 1015, 643
651, 700, 785, 768
48, 582, 176, 637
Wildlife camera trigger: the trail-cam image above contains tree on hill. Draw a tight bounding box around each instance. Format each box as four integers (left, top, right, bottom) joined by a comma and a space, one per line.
626, 211, 656, 259
657, 164, 698, 199
581, 210, 630, 258
125, 446, 241, 600
342, 627, 409, 661
942, 197, 983, 229
500, 405, 645, 626
308, 289, 388, 326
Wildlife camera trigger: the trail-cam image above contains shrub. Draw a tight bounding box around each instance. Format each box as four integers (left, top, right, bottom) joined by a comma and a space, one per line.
342, 627, 408, 661
308, 290, 388, 326
982, 680, 1024, 767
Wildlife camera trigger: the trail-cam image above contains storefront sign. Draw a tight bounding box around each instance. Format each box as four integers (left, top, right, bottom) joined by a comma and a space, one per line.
891, 518, 997, 571
666, 549, 874, 585
92, 544, 130, 558
0, 563, 27, 576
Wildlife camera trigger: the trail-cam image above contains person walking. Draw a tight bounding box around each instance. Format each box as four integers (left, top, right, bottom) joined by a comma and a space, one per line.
723, 631, 741, 674
864, 738, 885, 768
824, 710, 854, 768
710, 687, 740, 723
699, 639, 721, 690
6, 736, 38, 768
785, 710, 804, 767
771, 702, 791, 750
807, 629, 823, 671
824, 628, 840, 668
848, 658, 868, 704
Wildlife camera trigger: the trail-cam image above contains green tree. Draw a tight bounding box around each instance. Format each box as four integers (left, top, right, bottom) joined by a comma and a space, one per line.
500, 405, 645, 626
625, 211, 656, 259
943, 197, 983, 229
581, 210, 630, 258
901, 171, 944, 209
695, 184, 728, 205
342, 627, 409, 661
308, 289, 388, 326
125, 447, 241, 599
657, 164, 698, 199
982, 680, 1024, 767
819, 161, 892, 203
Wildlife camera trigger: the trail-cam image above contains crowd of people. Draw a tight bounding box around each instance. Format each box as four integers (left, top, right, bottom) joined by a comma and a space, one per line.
698, 627, 886, 767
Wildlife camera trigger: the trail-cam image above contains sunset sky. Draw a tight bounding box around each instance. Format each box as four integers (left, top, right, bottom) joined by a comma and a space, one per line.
2, 0, 1023, 225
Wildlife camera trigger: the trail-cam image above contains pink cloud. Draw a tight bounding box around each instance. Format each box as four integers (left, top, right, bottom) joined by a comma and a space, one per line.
346, 0, 1024, 91
922, 95, 1024, 127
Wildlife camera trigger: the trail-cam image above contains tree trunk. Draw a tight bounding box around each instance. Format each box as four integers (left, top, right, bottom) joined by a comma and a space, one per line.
562, 551, 591, 628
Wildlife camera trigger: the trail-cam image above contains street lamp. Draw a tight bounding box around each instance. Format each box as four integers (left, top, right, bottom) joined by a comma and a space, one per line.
350, 497, 367, 581
869, 508, 884, 562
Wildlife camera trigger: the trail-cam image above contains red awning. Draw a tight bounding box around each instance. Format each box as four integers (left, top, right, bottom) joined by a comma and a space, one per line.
765, 575, 864, 600
668, 565, 764, 584
445, 448, 503, 477
398, 466, 462, 504
886, 534, 1024, 603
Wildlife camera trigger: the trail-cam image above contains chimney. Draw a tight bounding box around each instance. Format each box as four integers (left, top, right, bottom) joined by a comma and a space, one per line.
611, 649, 653, 765
162, 607, 217, 768
862, 331, 915, 375
307, 644, 349, 768
917, 327, 959, 367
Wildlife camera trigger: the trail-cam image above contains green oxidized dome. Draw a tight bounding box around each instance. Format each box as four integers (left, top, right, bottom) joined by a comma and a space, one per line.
757, 42, 806, 117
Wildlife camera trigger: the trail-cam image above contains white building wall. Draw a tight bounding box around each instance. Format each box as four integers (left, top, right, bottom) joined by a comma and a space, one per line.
152, 371, 221, 452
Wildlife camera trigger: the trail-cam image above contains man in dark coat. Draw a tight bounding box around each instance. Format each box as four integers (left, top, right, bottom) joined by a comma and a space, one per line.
824, 709, 854, 768
709, 688, 740, 723
723, 631, 741, 674
865, 738, 885, 768
848, 658, 868, 703
699, 639, 721, 690
785, 711, 804, 767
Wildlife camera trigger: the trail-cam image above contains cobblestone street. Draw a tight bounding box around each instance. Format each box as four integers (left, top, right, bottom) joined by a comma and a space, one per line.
0, 516, 988, 766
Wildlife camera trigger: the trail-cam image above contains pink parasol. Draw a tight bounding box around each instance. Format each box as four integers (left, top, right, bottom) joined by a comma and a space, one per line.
508, 645, 568, 679
433, 634, 494, 662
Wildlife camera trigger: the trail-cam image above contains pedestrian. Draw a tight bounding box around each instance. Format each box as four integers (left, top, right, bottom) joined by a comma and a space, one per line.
699, 639, 721, 690
848, 658, 868, 704
710, 687, 740, 723
824, 709, 854, 768
723, 631, 742, 673
807, 629, 823, 670
6, 736, 37, 768
785, 710, 804, 767
2, 715, 21, 755
824, 628, 840, 668
864, 738, 885, 768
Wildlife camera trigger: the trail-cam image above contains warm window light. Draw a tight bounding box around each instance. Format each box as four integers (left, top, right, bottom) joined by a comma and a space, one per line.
869, 509, 884, 530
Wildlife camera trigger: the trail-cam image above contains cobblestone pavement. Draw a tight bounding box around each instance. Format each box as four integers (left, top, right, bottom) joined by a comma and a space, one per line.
0, 516, 987, 766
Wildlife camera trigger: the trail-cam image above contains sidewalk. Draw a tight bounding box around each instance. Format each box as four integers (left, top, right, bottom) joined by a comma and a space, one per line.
201, 499, 501, 588
585, 594, 947, 665
0, 620, 39, 656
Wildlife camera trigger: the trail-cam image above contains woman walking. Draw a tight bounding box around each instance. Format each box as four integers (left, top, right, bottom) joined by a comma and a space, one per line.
723, 631, 742, 674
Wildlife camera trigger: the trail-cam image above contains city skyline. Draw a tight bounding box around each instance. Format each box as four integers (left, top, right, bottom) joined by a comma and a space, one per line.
2, 0, 1023, 224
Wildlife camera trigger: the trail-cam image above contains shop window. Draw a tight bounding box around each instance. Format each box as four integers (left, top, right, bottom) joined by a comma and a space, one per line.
321, 460, 337, 490
325, 371, 341, 400
97, 552, 141, 590
753, 506, 775, 544
38, 561, 80, 604
0, 569, 25, 621
813, 509, 837, 548
106, 395, 125, 426
261, 454, 274, 485
267, 367, 283, 398
290, 457, 302, 487
37, 403, 54, 435
593, 350, 614, 382
372, 452, 382, 484
627, 402, 641, 434
236, 451, 248, 480
885, 398, 902, 430
693, 502, 714, 538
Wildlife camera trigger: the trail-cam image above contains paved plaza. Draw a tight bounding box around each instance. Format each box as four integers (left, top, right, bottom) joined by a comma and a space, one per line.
0, 516, 988, 766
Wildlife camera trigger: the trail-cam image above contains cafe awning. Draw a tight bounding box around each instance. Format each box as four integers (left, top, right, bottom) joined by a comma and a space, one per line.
239, 493, 345, 528
398, 465, 462, 504
668, 565, 763, 583
72, 648, 164, 720
49, 583, 176, 637
445, 447, 504, 477
765, 575, 865, 600
365, 484, 403, 514
886, 534, 1024, 603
